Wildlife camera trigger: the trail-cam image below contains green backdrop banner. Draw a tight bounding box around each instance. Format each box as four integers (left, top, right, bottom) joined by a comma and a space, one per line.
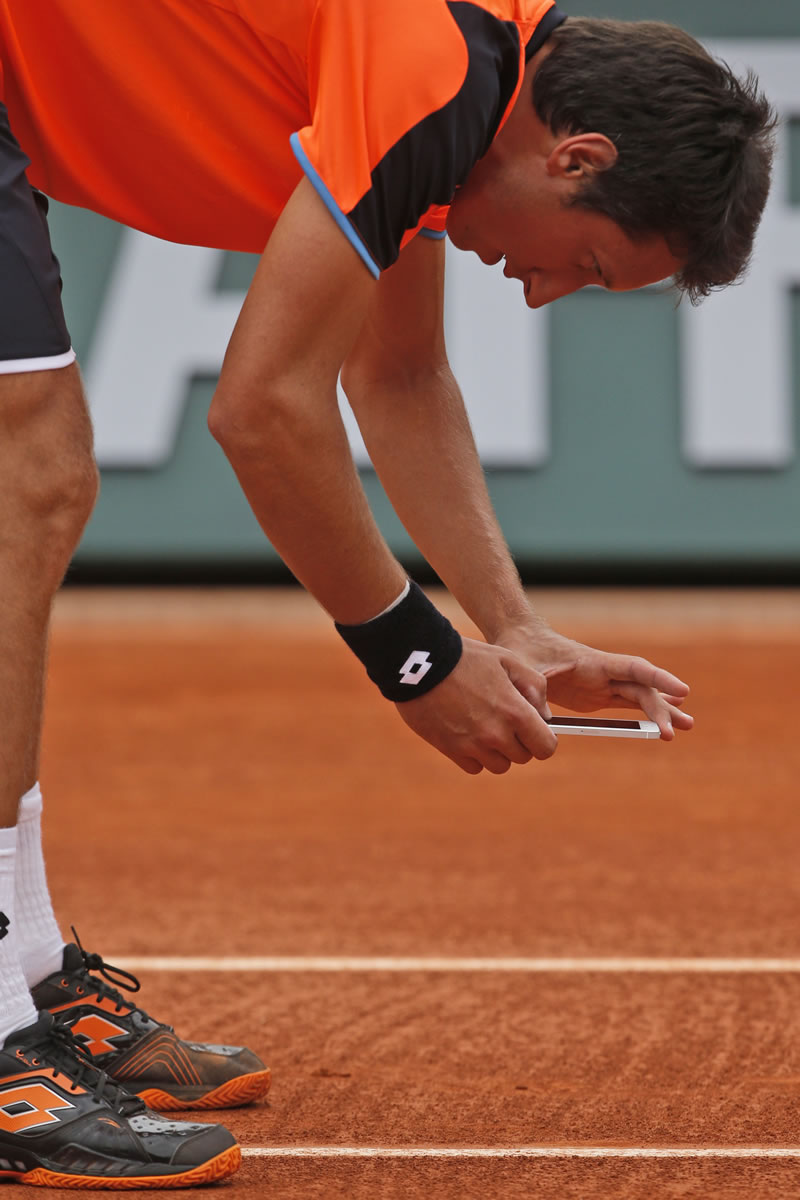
44, 0, 800, 575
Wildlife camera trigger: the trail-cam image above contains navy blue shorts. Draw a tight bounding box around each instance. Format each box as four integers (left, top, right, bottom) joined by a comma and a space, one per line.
0, 100, 74, 372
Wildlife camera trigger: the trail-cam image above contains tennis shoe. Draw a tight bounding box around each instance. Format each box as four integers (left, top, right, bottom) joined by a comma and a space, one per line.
0, 1011, 240, 1188
32, 935, 270, 1112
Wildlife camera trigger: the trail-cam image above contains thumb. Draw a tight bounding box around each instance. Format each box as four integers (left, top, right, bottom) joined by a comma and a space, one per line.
503, 655, 552, 720
542, 659, 578, 681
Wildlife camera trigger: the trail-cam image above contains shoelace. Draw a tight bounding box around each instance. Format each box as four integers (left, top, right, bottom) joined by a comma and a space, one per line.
22, 1021, 145, 1116
70, 928, 162, 1027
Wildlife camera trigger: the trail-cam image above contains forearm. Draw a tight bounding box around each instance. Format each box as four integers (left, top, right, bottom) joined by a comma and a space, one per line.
344, 362, 542, 642
213, 386, 406, 625
208, 178, 408, 625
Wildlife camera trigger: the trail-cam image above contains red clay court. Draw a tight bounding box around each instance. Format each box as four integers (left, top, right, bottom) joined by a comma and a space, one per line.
6, 586, 800, 1199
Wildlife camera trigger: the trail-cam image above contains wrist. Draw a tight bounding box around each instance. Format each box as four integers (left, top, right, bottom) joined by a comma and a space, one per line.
486, 607, 551, 647
335, 581, 462, 701
365, 580, 411, 621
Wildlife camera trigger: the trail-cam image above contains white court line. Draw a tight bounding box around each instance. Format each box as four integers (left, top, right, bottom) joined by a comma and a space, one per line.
241, 1146, 800, 1160
114, 956, 800, 973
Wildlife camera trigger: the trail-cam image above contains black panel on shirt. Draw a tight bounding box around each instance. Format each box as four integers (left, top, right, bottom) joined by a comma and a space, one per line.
525, 5, 567, 61
346, 1, 522, 272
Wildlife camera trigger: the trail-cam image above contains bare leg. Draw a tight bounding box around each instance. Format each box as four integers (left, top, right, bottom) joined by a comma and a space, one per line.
0, 364, 98, 827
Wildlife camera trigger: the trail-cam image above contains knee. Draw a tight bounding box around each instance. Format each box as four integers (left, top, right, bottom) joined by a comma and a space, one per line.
1, 366, 99, 565
24, 438, 99, 533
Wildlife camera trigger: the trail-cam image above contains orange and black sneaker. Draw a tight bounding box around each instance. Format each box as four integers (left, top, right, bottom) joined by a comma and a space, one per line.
31, 937, 270, 1112
0, 1011, 240, 1188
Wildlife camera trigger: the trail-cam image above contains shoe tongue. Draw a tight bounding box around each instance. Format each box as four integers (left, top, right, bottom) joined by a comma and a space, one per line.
2, 1009, 54, 1049
61, 942, 85, 972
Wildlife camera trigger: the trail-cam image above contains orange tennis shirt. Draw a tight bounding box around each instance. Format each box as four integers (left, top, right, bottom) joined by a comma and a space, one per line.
0, 0, 564, 275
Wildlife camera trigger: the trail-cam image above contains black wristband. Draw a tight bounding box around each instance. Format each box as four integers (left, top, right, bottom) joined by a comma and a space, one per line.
335, 581, 463, 702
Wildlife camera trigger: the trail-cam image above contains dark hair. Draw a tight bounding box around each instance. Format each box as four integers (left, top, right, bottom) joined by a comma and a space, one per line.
532, 18, 778, 302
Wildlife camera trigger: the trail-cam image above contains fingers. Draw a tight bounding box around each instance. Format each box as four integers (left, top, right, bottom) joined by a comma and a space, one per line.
469, 718, 553, 774
481, 750, 513, 775
541, 660, 577, 683
611, 680, 694, 739
452, 754, 484, 775
445, 712, 553, 775
606, 691, 694, 724
445, 740, 533, 777
453, 729, 542, 777
665, 702, 694, 731
493, 653, 558, 763
513, 707, 558, 761
611, 681, 674, 737
610, 654, 690, 698
513, 733, 536, 764
504, 655, 552, 720
395, 639, 558, 774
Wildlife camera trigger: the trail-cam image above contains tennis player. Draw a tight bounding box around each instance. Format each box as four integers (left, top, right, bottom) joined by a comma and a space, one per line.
0, 0, 775, 1186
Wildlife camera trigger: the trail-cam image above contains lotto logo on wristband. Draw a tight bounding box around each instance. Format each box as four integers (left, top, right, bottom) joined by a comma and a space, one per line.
335, 582, 461, 701
399, 650, 433, 685
0, 911, 9, 940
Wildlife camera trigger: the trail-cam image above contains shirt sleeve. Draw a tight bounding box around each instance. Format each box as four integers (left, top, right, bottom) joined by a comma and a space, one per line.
291, 0, 539, 276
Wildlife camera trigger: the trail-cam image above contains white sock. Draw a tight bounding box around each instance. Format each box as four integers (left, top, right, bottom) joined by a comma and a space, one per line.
16, 783, 65, 988
0, 826, 39, 1044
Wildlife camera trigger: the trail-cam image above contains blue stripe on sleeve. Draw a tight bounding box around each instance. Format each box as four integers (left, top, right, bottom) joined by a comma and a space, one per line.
419, 227, 447, 241
290, 133, 380, 279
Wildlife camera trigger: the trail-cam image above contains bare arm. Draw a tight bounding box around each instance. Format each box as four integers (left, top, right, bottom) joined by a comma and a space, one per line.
209, 180, 556, 773
210, 178, 405, 624
342, 235, 693, 739
342, 235, 531, 642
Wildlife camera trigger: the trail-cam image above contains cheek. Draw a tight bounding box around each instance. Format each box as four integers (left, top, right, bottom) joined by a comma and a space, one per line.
498, 197, 562, 263
524, 222, 587, 270
453, 159, 519, 234
503, 221, 545, 265
446, 186, 478, 235
447, 188, 500, 253
444, 199, 474, 251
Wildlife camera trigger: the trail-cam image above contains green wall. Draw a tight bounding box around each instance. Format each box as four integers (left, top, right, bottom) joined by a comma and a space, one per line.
46, 0, 800, 578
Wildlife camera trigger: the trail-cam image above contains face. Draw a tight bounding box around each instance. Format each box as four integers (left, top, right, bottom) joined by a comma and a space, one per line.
446, 132, 683, 309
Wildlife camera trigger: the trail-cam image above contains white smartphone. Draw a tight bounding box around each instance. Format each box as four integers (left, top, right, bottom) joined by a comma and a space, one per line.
545, 716, 660, 739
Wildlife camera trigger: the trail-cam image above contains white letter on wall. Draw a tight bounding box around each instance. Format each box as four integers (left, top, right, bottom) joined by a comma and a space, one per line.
681, 42, 799, 468
87, 232, 550, 469
87, 235, 242, 467
443, 240, 550, 466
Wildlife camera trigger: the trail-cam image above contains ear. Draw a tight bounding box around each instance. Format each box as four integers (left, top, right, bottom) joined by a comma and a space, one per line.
546, 133, 618, 180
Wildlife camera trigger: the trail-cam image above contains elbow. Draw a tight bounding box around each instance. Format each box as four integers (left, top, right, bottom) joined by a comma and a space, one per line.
207, 378, 256, 449
208, 379, 290, 456
207, 389, 237, 450
209, 375, 340, 465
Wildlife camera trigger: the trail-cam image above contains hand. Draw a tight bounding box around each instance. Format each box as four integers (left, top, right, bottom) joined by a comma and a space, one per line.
495, 621, 693, 741
396, 636, 558, 774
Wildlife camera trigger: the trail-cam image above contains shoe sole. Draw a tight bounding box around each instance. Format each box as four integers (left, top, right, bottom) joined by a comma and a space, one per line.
137, 1068, 271, 1111
0, 1144, 241, 1189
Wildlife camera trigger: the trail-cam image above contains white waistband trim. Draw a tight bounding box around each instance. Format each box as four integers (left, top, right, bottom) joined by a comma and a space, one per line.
0, 347, 76, 375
